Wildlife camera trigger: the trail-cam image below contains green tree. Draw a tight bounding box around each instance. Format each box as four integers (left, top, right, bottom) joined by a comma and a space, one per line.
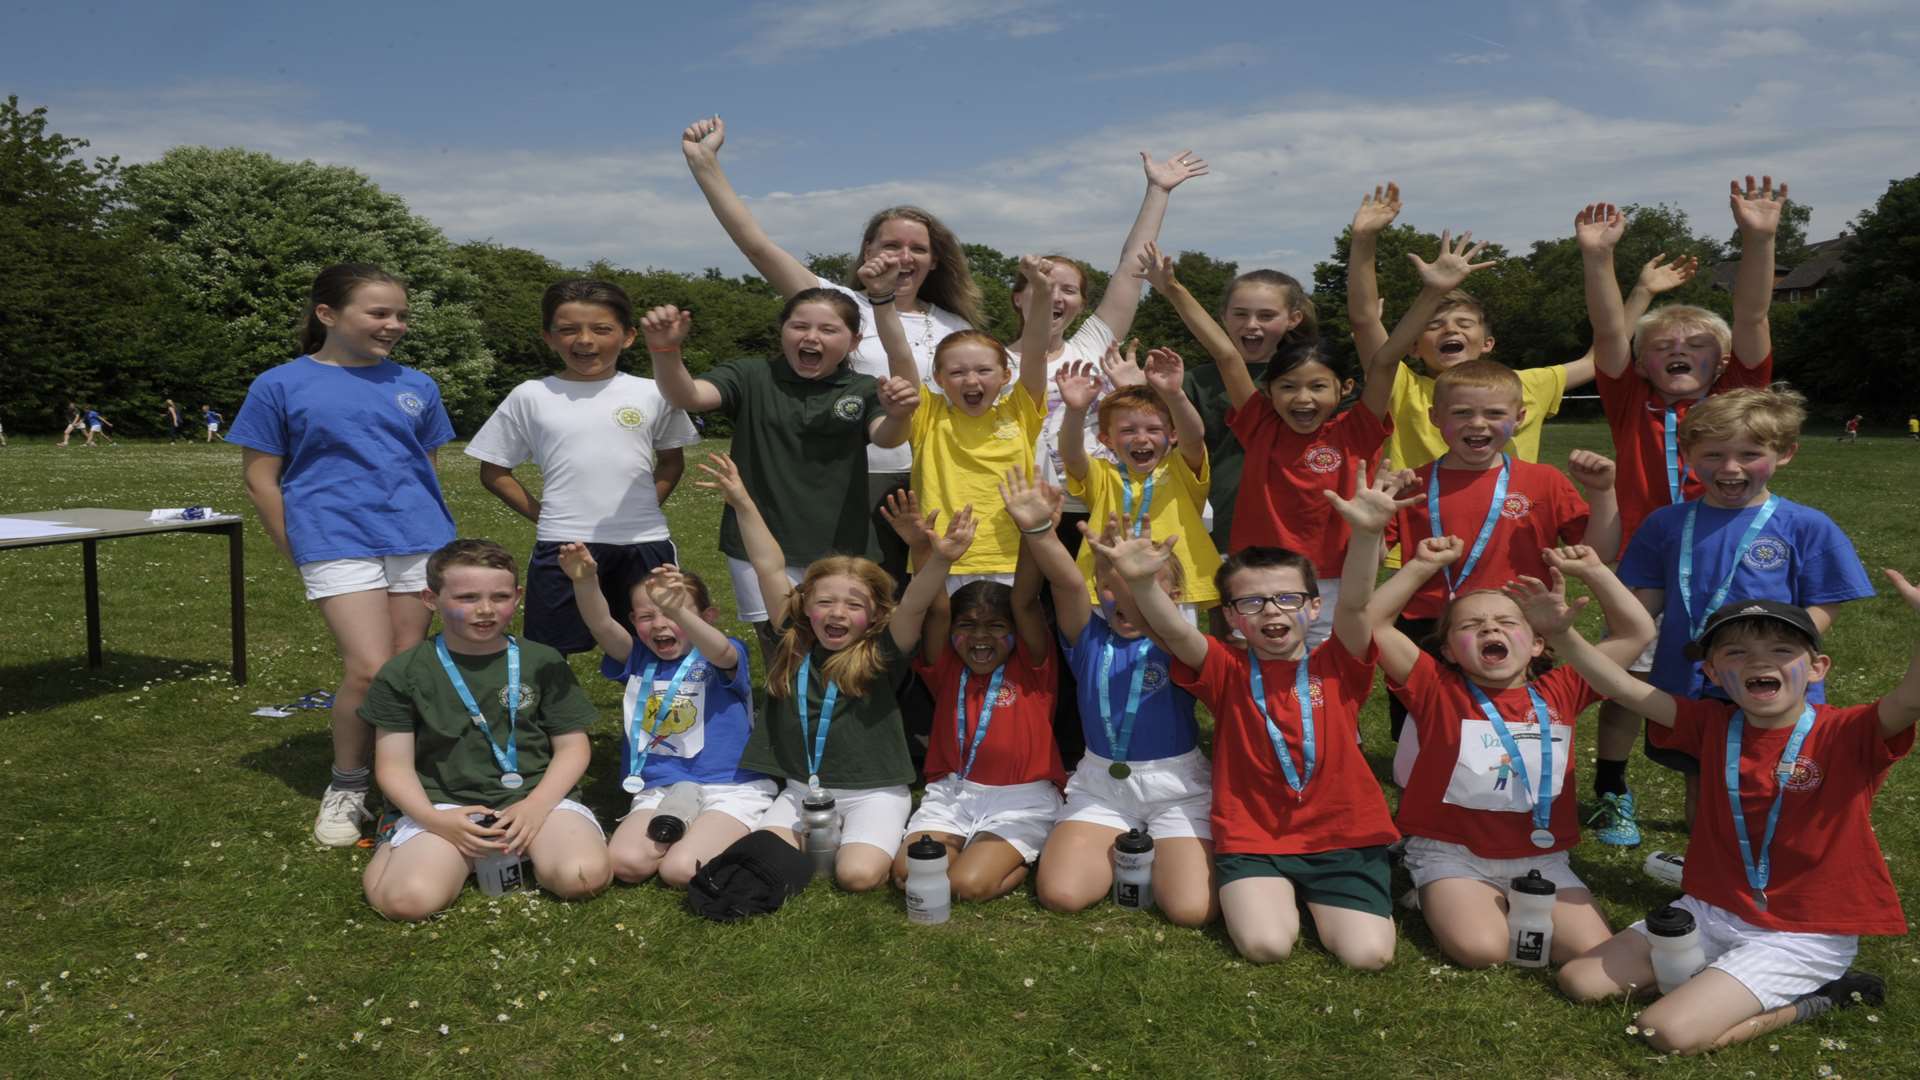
451, 241, 562, 401
1781, 174, 1920, 418
1728, 196, 1813, 268
1133, 249, 1241, 360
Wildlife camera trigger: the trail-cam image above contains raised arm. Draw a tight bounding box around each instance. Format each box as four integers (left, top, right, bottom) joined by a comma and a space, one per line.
1508, 545, 1655, 668
1092, 150, 1208, 337
1880, 569, 1920, 738
558, 543, 635, 664
694, 452, 795, 624
877, 489, 943, 664
1324, 460, 1423, 658
891, 508, 977, 653
1136, 241, 1253, 406
240, 448, 293, 564
641, 305, 724, 413
680, 116, 816, 298
867, 377, 919, 449
1535, 607, 1678, 727
1728, 175, 1788, 367
1566, 450, 1621, 562
1089, 530, 1209, 670
1369, 230, 1496, 374
1346, 182, 1401, 365
1144, 347, 1206, 472
1002, 467, 1092, 641
644, 566, 742, 674
1369, 536, 1462, 683
1576, 202, 1632, 380
1055, 362, 1100, 483
1016, 255, 1056, 404
858, 251, 920, 386
480, 463, 542, 523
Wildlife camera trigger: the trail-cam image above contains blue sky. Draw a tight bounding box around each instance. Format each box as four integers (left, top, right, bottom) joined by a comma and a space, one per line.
6, 0, 1918, 283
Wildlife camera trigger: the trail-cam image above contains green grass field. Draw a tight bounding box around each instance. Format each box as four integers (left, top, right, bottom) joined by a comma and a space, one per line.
2, 423, 1916, 1078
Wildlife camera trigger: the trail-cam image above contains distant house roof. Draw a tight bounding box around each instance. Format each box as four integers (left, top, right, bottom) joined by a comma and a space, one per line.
1709, 235, 1849, 296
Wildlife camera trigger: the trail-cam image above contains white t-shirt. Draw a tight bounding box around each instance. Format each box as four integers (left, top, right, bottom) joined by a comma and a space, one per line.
465, 373, 700, 543
816, 275, 971, 474
1011, 315, 1121, 514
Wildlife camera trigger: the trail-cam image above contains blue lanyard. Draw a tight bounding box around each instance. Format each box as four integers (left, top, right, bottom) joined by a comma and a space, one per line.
796, 653, 840, 787
434, 634, 520, 782
1465, 681, 1555, 835
1663, 407, 1688, 504
953, 664, 1008, 781
1677, 495, 1780, 637
1249, 653, 1316, 793
1428, 455, 1510, 597
1120, 470, 1156, 537
1726, 706, 1815, 910
626, 648, 702, 781
1097, 635, 1151, 761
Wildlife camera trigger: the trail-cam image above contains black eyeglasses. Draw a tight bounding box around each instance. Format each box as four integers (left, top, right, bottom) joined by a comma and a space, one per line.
1227, 593, 1312, 616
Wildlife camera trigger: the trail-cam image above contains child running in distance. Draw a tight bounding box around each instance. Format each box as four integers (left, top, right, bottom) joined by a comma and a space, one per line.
866, 249, 1054, 589
558, 549, 773, 888
1345, 509, 1655, 969
643, 297, 918, 659
57, 401, 80, 447
1578, 183, 1790, 844
1058, 350, 1221, 613
1549, 585, 1918, 1056
701, 452, 974, 892
1024, 494, 1217, 927
1093, 462, 1415, 968
360, 540, 611, 919
80, 405, 112, 446
202, 404, 223, 442
881, 473, 1067, 901
1140, 241, 1395, 647
228, 264, 457, 847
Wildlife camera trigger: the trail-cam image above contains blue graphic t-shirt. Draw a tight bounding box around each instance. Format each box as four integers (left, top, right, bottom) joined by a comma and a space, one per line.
1618, 495, 1873, 700
602, 636, 767, 786
1062, 613, 1199, 761
226, 356, 457, 564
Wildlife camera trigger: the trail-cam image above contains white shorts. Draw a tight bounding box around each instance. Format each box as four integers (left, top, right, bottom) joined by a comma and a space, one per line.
1401, 835, 1589, 894
388, 799, 602, 864
726, 558, 807, 624
207, 424, 220, 434
758, 780, 912, 854
299, 552, 432, 601
906, 775, 1062, 861
1057, 748, 1212, 840
944, 572, 1015, 595
1630, 894, 1856, 1010
620, 778, 779, 829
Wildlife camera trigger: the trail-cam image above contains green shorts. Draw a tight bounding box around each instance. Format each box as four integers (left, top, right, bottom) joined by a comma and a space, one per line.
1214, 845, 1394, 918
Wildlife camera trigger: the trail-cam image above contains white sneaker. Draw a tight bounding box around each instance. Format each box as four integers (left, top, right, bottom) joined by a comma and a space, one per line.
314, 785, 372, 847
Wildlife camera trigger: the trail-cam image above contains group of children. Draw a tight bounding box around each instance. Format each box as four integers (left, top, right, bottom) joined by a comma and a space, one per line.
48, 399, 221, 445
224, 121, 1909, 1057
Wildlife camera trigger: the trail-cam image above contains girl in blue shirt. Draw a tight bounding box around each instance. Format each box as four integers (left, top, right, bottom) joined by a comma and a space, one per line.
228, 263, 458, 848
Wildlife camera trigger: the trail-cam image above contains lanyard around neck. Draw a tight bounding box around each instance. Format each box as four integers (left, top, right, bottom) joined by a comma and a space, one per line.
624, 648, 702, 784
1429, 455, 1510, 597
435, 635, 521, 786
1097, 635, 1151, 762
1249, 651, 1316, 793
1465, 681, 1556, 837
1726, 705, 1816, 911
796, 652, 840, 789
1677, 495, 1780, 638
953, 664, 1008, 781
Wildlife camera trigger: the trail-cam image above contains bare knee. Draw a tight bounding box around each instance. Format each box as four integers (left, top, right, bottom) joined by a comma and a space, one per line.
836, 862, 891, 893
1328, 935, 1395, 972
610, 847, 660, 884
656, 849, 701, 890
369, 882, 451, 923
542, 854, 613, 900
1159, 894, 1217, 928
1442, 931, 1510, 970
1558, 957, 1621, 1004
951, 863, 1020, 904
1036, 872, 1101, 914
1642, 1022, 1712, 1057
1232, 929, 1296, 965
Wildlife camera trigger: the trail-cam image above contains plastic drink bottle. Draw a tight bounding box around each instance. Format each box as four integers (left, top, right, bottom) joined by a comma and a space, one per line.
1643, 851, 1686, 887
904, 835, 952, 925
646, 781, 704, 844
1506, 869, 1557, 967
1111, 829, 1155, 911
1646, 905, 1708, 993
800, 789, 841, 880
472, 813, 530, 896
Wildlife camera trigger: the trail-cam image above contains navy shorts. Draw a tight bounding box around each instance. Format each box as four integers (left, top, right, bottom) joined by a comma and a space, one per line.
522, 539, 679, 655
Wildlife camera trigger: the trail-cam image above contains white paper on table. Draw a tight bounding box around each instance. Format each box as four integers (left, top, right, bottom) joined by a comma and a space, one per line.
0, 518, 96, 541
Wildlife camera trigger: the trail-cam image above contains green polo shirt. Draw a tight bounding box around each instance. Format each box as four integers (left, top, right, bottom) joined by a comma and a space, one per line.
360, 637, 599, 808
738, 637, 915, 789
702, 358, 882, 563
1183, 360, 1267, 550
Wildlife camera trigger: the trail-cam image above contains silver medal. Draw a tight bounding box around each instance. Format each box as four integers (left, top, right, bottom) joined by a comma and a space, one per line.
500, 771, 524, 789
1529, 828, 1555, 850
622, 774, 645, 794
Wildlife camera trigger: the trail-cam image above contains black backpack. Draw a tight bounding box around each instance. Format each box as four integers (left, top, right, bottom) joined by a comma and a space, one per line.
684, 830, 816, 922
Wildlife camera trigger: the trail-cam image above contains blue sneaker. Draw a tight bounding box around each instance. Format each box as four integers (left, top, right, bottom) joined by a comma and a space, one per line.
1589, 791, 1641, 847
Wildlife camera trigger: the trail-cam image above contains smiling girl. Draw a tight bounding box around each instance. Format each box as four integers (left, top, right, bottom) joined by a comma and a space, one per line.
228, 264, 459, 847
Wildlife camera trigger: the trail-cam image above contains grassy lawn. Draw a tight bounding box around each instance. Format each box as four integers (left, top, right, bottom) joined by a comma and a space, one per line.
1, 421, 1916, 1078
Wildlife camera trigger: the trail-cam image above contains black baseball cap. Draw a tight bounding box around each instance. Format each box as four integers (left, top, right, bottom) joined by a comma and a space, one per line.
1685, 600, 1822, 660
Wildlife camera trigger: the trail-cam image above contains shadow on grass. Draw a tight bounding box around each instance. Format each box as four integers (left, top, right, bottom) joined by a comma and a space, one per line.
0, 652, 229, 712
237, 730, 336, 799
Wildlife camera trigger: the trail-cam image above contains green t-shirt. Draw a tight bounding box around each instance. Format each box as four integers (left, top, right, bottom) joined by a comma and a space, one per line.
360, 637, 599, 808
1183, 360, 1267, 549
737, 636, 914, 789
702, 358, 882, 564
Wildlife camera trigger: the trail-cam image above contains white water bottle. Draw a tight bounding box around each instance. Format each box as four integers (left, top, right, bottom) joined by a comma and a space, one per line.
474, 851, 530, 896
1112, 829, 1156, 911
1643, 850, 1686, 888
1646, 905, 1707, 994
904, 835, 951, 925
647, 781, 704, 845
1506, 869, 1557, 968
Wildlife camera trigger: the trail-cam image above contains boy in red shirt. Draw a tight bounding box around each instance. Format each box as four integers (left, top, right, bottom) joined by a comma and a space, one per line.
1545, 590, 1916, 1056
1577, 180, 1787, 843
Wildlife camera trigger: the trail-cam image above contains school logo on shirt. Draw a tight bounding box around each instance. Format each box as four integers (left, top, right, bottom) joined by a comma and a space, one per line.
1743, 536, 1789, 571
613, 405, 648, 430
1139, 662, 1169, 693
833, 395, 865, 422
993, 419, 1022, 441
991, 683, 1018, 707
1303, 446, 1343, 474
1782, 754, 1823, 792
497, 682, 538, 711
395, 391, 426, 417
1291, 675, 1326, 708
1499, 492, 1534, 521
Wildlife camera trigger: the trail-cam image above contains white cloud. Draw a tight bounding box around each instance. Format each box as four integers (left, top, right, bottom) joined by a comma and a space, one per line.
1092, 44, 1264, 80
729, 0, 1060, 64
1445, 51, 1511, 65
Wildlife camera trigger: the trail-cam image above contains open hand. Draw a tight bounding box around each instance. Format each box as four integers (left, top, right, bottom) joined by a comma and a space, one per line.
878, 488, 932, 547
1133, 240, 1176, 291
1101, 338, 1145, 388
999, 467, 1063, 532
1574, 202, 1626, 254
555, 542, 599, 582
694, 451, 751, 508
1085, 529, 1177, 584
1055, 360, 1100, 411
928, 505, 978, 563
1143, 347, 1185, 396
1637, 253, 1699, 296
1407, 229, 1497, 293
1323, 459, 1421, 533
1141, 149, 1208, 192
1729, 174, 1789, 236
1502, 571, 1587, 637
1352, 182, 1402, 236
642, 564, 701, 617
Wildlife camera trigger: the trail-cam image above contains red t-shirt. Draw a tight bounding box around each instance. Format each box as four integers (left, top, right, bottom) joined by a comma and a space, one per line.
1226, 400, 1392, 574
1596, 353, 1772, 550
1389, 653, 1599, 857
914, 642, 1067, 788
1390, 458, 1590, 620
1653, 698, 1911, 935
1173, 635, 1398, 856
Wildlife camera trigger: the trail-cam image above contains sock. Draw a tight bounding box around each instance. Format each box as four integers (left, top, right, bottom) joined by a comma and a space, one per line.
1594, 759, 1629, 798
1792, 970, 1886, 1022
330, 765, 372, 792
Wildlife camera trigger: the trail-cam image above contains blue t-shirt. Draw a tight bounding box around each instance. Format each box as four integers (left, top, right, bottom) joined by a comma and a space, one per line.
226, 356, 457, 564
84, 411, 102, 426
1062, 613, 1199, 761
601, 636, 767, 786
1618, 496, 1873, 700
205, 409, 221, 425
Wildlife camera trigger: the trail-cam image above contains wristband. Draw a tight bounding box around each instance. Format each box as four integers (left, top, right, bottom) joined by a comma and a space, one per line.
647, 346, 683, 354
1019, 522, 1056, 535
866, 292, 895, 306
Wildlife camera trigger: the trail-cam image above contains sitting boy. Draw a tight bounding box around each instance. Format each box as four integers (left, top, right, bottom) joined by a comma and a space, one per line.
360, 539, 612, 920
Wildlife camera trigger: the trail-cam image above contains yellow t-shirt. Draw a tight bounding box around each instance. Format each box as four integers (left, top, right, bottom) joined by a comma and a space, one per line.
910, 384, 1044, 575
1067, 451, 1221, 606
1382, 363, 1568, 470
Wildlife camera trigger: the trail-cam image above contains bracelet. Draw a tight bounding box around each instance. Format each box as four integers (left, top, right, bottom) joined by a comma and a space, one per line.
1019, 522, 1056, 535
866, 292, 895, 306
647, 346, 682, 354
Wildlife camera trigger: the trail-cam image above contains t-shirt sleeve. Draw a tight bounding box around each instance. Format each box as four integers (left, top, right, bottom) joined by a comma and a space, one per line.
701, 360, 747, 417
1537, 663, 1601, 721
911, 386, 942, 445
1338, 396, 1393, 446
1322, 633, 1379, 706
536, 655, 598, 735
416, 378, 457, 451
1650, 697, 1730, 756
1861, 702, 1917, 772
717, 637, 753, 702
1225, 399, 1276, 446
1170, 635, 1236, 698
359, 660, 420, 732
1794, 513, 1876, 606
654, 403, 701, 451
225, 374, 288, 455
1616, 511, 1669, 589
1552, 469, 1591, 544
1385, 650, 1447, 734
1522, 364, 1568, 421
1180, 440, 1212, 494
464, 392, 531, 468
1724, 351, 1773, 385
599, 649, 634, 683
1013, 382, 1044, 438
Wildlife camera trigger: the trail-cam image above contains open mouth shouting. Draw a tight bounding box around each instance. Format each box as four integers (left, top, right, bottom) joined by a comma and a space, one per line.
649, 628, 682, 655
1477, 637, 1511, 666
1711, 473, 1755, 502
1287, 405, 1322, 428
1126, 445, 1158, 468
818, 619, 854, 647
961, 388, 986, 409
1438, 337, 1468, 359
1742, 674, 1783, 703
794, 345, 825, 373
1460, 431, 1496, 454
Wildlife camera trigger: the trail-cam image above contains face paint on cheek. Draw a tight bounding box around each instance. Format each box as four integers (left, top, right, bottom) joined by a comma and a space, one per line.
1450, 631, 1480, 664
444, 608, 465, 623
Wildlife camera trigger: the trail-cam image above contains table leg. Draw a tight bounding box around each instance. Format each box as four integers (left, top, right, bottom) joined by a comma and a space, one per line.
228, 522, 248, 684
83, 538, 102, 667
